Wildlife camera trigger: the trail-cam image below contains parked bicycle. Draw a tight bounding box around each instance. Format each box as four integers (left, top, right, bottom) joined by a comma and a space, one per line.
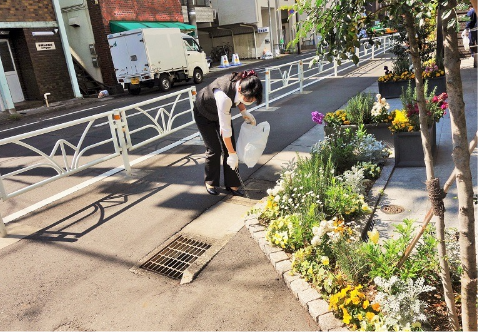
210, 43, 234, 62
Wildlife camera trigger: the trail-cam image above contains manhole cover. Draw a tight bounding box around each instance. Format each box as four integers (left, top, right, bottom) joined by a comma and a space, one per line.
380, 204, 405, 214
140, 235, 211, 280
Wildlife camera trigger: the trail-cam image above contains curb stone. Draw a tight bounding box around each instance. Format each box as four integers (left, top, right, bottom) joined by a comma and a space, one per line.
242, 149, 395, 329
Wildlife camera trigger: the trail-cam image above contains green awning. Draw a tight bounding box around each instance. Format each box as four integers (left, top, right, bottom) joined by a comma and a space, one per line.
110, 21, 196, 35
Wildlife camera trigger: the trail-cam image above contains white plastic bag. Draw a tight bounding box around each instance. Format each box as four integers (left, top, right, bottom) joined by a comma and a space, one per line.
462, 30, 470, 51
236, 121, 270, 168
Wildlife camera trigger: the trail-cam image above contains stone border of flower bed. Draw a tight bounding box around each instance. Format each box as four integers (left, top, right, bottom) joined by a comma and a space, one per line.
243, 156, 396, 330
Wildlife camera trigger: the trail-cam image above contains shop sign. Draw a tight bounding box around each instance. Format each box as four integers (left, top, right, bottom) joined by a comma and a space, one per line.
258, 27, 269, 33
35, 42, 56, 51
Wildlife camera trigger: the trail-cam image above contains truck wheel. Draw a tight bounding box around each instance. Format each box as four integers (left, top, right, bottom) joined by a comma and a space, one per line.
159, 74, 172, 92
193, 68, 203, 84
128, 84, 141, 95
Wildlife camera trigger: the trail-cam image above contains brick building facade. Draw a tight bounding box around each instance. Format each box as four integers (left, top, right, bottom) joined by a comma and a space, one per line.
85, 0, 183, 87
0, 0, 74, 105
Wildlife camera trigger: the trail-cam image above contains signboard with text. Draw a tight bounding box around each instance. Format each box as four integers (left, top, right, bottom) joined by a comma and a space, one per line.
258, 27, 269, 33
35, 42, 56, 51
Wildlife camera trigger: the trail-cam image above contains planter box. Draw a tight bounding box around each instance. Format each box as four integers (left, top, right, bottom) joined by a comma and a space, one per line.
394, 123, 436, 167
324, 123, 393, 148
425, 76, 446, 95
378, 76, 446, 99
378, 80, 414, 98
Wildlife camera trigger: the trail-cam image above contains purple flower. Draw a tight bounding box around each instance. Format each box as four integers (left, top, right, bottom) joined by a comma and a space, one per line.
311, 111, 325, 124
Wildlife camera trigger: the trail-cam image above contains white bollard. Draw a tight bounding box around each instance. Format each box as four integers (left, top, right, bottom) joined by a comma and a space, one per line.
218, 55, 230, 68
231, 53, 241, 66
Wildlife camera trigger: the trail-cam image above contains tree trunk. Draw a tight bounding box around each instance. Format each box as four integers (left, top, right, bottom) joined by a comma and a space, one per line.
403, 10, 460, 330
442, 1, 478, 330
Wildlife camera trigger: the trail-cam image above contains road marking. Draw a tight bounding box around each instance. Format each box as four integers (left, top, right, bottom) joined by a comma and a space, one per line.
0, 104, 106, 134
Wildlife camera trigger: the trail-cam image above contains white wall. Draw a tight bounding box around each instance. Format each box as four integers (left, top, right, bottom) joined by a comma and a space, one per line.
59, 0, 103, 83
216, 0, 258, 25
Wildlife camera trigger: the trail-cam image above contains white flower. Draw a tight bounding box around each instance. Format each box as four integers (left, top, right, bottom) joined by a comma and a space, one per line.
311, 235, 321, 246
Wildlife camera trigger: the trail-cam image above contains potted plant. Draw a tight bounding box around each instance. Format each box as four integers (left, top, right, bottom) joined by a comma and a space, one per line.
322, 93, 395, 147
378, 58, 416, 98
390, 83, 448, 167
422, 58, 446, 95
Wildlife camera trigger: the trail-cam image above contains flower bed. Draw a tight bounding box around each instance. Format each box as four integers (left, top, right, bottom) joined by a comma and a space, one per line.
321, 94, 394, 148
248, 124, 461, 331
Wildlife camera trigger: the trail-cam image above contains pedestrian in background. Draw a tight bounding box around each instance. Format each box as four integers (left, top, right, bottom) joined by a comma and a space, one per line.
466, 4, 477, 63
194, 70, 263, 196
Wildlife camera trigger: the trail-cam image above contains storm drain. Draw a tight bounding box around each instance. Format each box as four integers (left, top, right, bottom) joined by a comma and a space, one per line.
140, 235, 211, 280
380, 204, 405, 214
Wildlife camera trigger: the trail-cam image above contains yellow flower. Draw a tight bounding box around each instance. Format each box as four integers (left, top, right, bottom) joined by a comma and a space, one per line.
321, 256, 330, 266
351, 296, 361, 305
366, 312, 375, 322
412, 322, 422, 328
357, 313, 363, 321
342, 307, 352, 324
362, 300, 369, 309
367, 229, 379, 244
372, 302, 380, 311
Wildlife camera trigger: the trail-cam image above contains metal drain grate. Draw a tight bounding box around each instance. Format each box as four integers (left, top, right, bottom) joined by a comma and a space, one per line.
380, 204, 405, 214
140, 235, 211, 280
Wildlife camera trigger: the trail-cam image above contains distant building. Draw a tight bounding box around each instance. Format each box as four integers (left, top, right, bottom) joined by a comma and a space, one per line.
192, 0, 301, 60
0, 0, 79, 112
59, 0, 189, 94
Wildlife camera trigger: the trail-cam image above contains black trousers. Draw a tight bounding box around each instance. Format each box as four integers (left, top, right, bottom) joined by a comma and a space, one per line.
193, 107, 240, 188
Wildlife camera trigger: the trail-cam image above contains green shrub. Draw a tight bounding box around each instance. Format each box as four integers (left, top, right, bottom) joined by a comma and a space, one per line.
359, 219, 439, 282
345, 93, 374, 125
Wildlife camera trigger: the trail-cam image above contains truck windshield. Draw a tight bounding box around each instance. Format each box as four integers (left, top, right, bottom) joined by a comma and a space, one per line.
183, 38, 201, 52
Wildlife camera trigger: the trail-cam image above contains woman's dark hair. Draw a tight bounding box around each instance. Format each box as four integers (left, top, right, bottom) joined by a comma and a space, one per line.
231, 70, 263, 105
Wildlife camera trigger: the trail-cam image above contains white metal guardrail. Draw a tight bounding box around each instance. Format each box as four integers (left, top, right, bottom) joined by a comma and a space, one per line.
0, 34, 397, 234
264, 33, 398, 108
0, 86, 196, 234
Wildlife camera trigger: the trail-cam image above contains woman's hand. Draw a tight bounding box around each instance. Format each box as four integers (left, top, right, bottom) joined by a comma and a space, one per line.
241, 110, 256, 126
227, 153, 239, 170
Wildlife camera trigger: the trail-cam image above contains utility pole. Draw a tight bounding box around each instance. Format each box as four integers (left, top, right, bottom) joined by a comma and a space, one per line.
296, 10, 301, 54
187, 0, 197, 39
268, 0, 274, 57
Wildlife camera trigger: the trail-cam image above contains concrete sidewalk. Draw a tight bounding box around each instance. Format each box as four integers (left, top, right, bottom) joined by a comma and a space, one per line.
0, 56, 475, 330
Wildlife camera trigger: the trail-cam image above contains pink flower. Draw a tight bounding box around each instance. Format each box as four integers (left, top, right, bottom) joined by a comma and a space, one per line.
311, 111, 325, 124
441, 103, 448, 110
432, 95, 439, 103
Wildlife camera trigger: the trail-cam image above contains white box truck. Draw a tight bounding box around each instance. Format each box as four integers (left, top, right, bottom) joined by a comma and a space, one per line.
107, 28, 209, 95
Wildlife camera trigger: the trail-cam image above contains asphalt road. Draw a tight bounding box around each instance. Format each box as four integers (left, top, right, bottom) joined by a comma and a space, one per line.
0, 53, 389, 330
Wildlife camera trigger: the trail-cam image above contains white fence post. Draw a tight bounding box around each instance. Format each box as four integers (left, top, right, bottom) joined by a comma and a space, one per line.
0, 177, 7, 236
372, 43, 375, 59
113, 111, 132, 176
189, 86, 196, 122
355, 47, 360, 65
334, 58, 338, 77
0, 213, 6, 237
298, 60, 304, 93
265, 69, 271, 109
